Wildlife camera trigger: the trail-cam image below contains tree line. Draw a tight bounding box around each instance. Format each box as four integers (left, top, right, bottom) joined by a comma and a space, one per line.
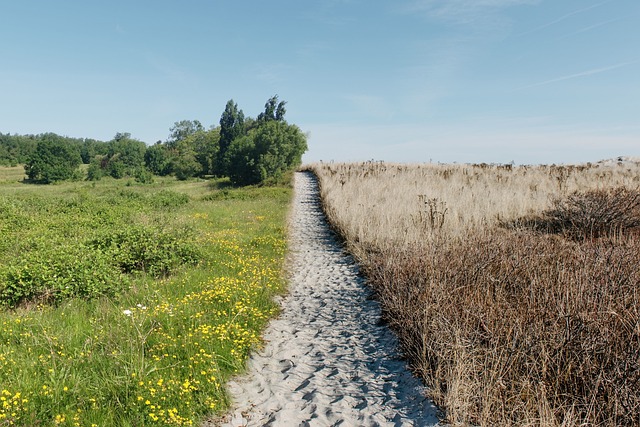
1, 96, 307, 185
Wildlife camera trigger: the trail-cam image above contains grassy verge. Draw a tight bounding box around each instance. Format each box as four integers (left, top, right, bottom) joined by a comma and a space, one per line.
0, 172, 291, 426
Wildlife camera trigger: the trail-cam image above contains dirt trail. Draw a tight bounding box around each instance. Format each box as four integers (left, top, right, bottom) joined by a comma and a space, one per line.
208, 171, 439, 426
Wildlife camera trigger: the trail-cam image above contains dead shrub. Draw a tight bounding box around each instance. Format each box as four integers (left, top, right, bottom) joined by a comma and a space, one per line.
362, 231, 640, 426
309, 162, 640, 426
532, 187, 640, 240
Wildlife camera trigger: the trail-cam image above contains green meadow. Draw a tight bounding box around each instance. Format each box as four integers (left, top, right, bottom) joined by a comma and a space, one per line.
0, 167, 291, 426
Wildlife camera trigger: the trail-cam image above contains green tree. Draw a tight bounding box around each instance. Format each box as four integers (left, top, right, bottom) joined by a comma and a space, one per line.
218, 100, 245, 175
104, 133, 147, 178
167, 120, 204, 149
0, 134, 13, 166
0, 133, 37, 166
24, 135, 82, 183
172, 139, 202, 180
227, 120, 307, 186
80, 138, 109, 164
226, 134, 260, 186
257, 95, 286, 123
190, 128, 220, 176
144, 143, 173, 176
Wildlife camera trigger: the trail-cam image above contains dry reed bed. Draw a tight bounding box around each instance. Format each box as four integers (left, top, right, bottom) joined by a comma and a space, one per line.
306, 161, 640, 426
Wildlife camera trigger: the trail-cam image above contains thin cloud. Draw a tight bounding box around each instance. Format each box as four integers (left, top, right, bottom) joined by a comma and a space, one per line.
560, 17, 621, 39
250, 62, 291, 85
144, 52, 193, 83
296, 41, 331, 61
517, 61, 638, 90
305, 0, 359, 26
403, 0, 540, 25
516, 0, 613, 37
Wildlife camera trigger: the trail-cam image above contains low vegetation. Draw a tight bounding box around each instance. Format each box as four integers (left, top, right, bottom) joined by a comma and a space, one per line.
0, 172, 291, 425
309, 160, 640, 426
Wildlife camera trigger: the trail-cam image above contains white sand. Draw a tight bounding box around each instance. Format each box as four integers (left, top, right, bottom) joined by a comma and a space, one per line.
206, 171, 440, 426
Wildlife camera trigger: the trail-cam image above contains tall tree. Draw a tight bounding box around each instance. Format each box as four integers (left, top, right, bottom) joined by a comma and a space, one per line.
218, 100, 245, 175
257, 95, 286, 123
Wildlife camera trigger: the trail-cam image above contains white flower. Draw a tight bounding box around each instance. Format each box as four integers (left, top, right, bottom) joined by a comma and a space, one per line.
123, 309, 132, 316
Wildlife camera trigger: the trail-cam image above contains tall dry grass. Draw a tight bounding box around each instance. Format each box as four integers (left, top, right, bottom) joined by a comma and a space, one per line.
306, 160, 640, 426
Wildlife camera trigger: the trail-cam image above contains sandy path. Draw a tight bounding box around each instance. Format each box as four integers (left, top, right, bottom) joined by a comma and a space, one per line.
208, 171, 440, 426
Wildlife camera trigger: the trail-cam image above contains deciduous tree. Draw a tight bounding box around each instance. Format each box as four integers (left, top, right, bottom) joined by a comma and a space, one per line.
257, 95, 286, 123
24, 135, 82, 183
104, 133, 147, 178
227, 120, 307, 186
218, 100, 245, 175
167, 120, 204, 149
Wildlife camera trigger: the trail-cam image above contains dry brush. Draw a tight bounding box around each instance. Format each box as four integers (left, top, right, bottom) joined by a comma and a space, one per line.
307, 160, 640, 426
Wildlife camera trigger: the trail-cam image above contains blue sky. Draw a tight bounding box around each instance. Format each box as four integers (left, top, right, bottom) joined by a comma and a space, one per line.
1, 0, 638, 164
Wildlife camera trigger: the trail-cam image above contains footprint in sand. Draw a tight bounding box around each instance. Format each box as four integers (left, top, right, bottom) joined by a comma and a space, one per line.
206, 171, 440, 427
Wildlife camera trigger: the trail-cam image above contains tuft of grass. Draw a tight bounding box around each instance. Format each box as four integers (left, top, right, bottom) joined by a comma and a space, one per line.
0, 169, 291, 426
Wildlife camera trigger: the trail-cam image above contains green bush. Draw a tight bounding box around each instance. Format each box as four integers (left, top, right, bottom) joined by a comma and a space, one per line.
90, 224, 201, 277
87, 160, 105, 181
148, 189, 190, 208
0, 244, 128, 307
134, 167, 154, 184
0, 185, 199, 307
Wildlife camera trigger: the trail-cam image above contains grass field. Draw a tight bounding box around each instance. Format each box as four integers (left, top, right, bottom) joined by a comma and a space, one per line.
0, 169, 291, 426
0, 165, 27, 183
309, 160, 640, 426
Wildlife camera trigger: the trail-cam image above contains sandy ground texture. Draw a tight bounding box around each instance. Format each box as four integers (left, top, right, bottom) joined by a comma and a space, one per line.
206, 171, 440, 427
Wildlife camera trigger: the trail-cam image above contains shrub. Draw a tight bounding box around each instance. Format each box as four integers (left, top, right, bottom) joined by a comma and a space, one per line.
507, 187, 640, 240
148, 190, 190, 208
90, 224, 201, 277
542, 187, 640, 240
134, 167, 154, 184
311, 162, 640, 426
0, 243, 128, 307
87, 160, 104, 181
363, 232, 640, 426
